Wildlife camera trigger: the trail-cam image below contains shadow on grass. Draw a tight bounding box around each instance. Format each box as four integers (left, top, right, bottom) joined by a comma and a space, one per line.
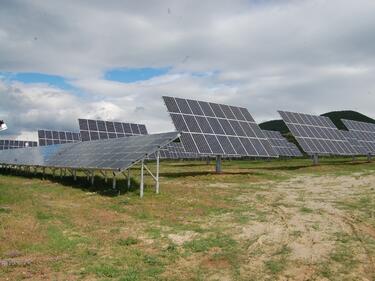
0, 168, 144, 197
241, 158, 372, 171
160, 170, 272, 178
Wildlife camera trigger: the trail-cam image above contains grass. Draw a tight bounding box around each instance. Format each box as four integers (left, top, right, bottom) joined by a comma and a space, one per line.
0, 158, 375, 280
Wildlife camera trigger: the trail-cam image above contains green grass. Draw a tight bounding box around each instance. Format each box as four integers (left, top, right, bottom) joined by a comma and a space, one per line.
300, 206, 314, 213
117, 237, 139, 246
1, 158, 375, 280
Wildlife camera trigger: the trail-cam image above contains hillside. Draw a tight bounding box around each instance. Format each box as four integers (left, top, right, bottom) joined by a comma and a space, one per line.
259, 110, 375, 133
322, 110, 375, 130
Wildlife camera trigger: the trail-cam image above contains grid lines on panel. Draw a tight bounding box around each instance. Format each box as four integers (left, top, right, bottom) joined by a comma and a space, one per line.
342, 119, 375, 155
163, 96, 278, 158
38, 129, 81, 146
0, 140, 37, 150
0, 132, 179, 171
78, 119, 148, 142
279, 111, 357, 156
263, 130, 303, 157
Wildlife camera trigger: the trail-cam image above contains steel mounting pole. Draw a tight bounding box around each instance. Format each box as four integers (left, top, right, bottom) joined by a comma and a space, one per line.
215, 155, 222, 173
140, 160, 144, 198
156, 150, 160, 194
313, 153, 319, 165
127, 169, 131, 189
112, 172, 117, 189
91, 171, 95, 186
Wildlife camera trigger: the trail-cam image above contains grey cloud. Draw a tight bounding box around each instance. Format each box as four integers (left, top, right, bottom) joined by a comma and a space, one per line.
1, 0, 375, 137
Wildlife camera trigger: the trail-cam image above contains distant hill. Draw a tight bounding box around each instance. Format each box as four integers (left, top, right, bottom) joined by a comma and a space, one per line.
321, 110, 375, 130
259, 110, 375, 134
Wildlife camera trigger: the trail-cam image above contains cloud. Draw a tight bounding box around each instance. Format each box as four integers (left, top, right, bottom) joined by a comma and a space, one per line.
1, 0, 375, 138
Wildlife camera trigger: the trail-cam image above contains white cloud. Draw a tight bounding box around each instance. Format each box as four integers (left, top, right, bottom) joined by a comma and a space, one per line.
1, 0, 375, 138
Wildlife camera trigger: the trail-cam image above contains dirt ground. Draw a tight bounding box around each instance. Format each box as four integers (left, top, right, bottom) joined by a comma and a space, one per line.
0, 159, 374, 280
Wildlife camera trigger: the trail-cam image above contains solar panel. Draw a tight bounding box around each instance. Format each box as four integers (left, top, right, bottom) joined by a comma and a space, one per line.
342, 119, 375, 155
279, 111, 357, 156
263, 130, 303, 157
165, 141, 199, 159
0, 132, 179, 171
341, 130, 368, 155
163, 96, 278, 158
38, 129, 81, 146
0, 140, 38, 150
78, 119, 148, 142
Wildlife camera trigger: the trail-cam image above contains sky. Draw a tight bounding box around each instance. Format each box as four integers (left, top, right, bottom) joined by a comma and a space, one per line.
1, 0, 375, 141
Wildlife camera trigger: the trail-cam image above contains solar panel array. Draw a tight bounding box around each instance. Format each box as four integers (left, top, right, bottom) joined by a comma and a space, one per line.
38, 130, 81, 146
0, 140, 38, 150
0, 132, 179, 171
78, 119, 148, 142
165, 142, 198, 159
341, 130, 368, 155
263, 130, 303, 157
342, 119, 375, 155
279, 111, 357, 156
163, 96, 277, 158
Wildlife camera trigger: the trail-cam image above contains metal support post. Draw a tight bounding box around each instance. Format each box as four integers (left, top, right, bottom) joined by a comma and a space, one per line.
140, 160, 144, 198
73, 170, 77, 181
368, 153, 372, 162
215, 155, 222, 173
127, 169, 131, 189
313, 153, 319, 165
91, 171, 95, 186
112, 173, 117, 189
156, 150, 160, 194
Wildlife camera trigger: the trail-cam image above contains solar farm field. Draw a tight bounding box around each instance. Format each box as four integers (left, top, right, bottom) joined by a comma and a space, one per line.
1, 158, 375, 281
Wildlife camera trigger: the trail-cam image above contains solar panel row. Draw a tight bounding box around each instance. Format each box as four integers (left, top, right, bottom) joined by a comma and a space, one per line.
38, 129, 81, 146
0, 132, 179, 171
262, 130, 303, 157
342, 119, 375, 155
165, 142, 198, 159
78, 119, 148, 142
279, 111, 357, 156
0, 140, 38, 150
163, 96, 277, 158
341, 130, 368, 155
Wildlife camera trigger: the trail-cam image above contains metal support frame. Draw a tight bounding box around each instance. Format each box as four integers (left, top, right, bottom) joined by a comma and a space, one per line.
91, 171, 95, 186
127, 169, 131, 189
0, 147, 166, 200
313, 153, 319, 165
216, 155, 222, 173
112, 172, 117, 189
368, 153, 372, 162
156, 150, 160, 194
140, 160, 144, 198
142, 153, 161, 197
